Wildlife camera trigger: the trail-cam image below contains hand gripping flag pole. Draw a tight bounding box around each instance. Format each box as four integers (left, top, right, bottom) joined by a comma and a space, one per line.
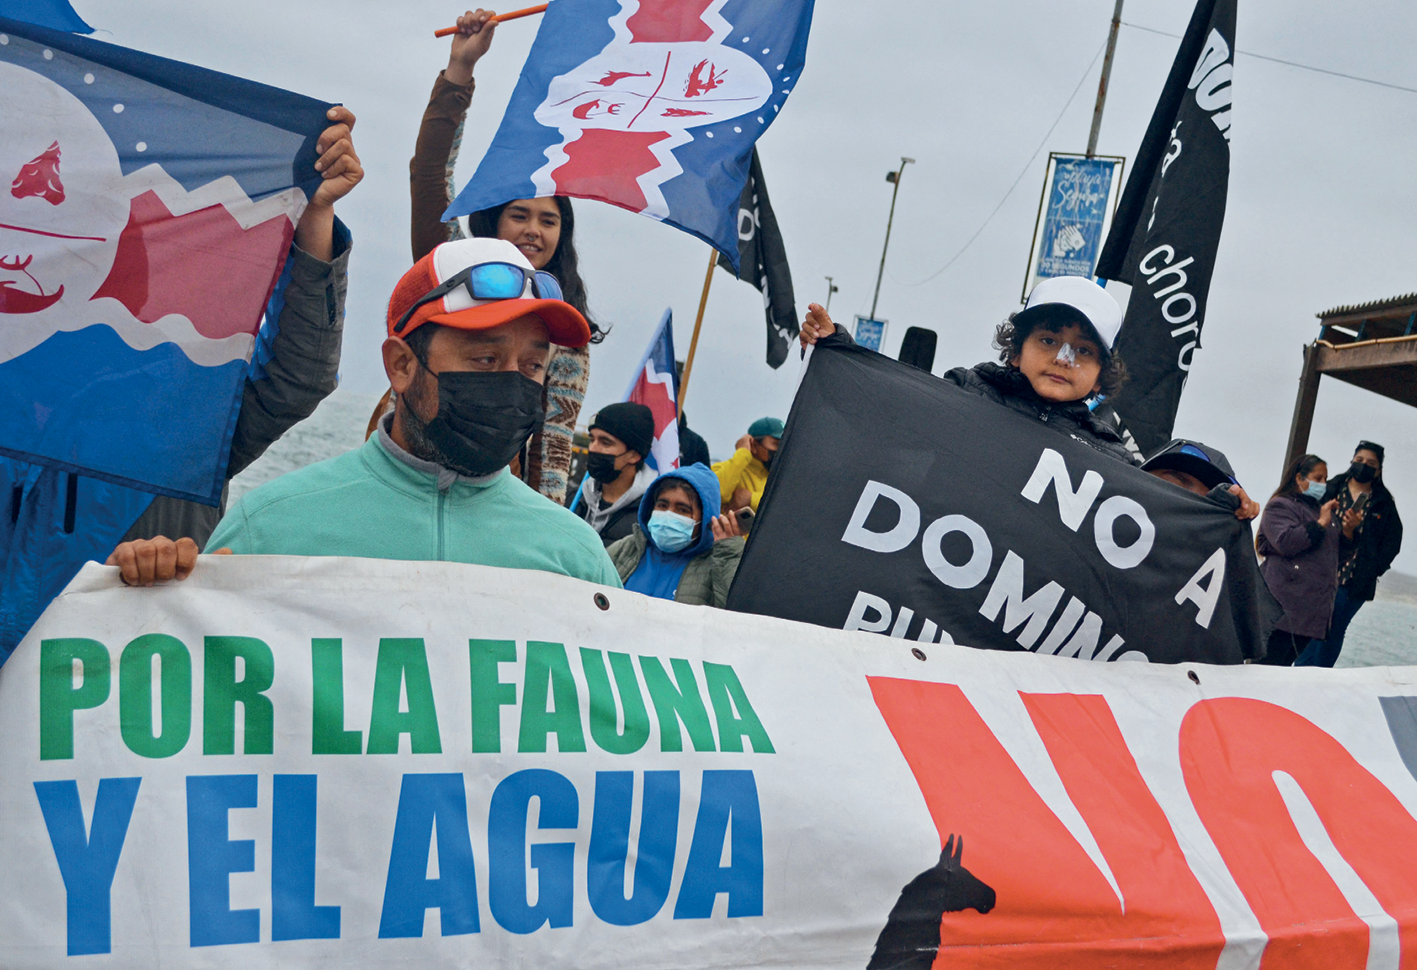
446, 0, 816, 271
434, 4, 548, 37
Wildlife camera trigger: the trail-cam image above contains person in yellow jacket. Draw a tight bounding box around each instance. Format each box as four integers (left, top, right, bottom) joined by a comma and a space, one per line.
712, 416, 783, 513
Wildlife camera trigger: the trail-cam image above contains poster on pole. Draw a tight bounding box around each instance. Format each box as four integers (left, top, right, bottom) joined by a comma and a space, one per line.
7, 557, 1417, 967
1021, 153, 1125, 300
852, 316, 888, 352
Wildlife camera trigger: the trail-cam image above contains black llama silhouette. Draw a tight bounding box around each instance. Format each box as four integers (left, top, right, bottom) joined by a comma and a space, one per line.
866, 834, 996, 970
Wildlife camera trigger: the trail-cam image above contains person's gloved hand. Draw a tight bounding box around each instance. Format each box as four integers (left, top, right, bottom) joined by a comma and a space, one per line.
105, 537, 230, 586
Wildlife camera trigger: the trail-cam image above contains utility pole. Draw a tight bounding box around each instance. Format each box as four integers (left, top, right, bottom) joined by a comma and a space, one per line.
1086, 0, 1125, 157
824, 276, 839, 313
870, 156, 914, 320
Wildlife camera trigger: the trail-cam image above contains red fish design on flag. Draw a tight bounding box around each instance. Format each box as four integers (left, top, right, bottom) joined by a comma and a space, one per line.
532, 0, 773, 219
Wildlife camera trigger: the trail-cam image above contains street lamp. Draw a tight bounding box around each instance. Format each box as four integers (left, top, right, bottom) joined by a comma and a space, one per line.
824, 275, 839, 313
871, 157, 914, 321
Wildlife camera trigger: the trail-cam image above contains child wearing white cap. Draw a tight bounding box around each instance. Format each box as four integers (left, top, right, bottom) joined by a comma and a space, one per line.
798, 276, 1135, 464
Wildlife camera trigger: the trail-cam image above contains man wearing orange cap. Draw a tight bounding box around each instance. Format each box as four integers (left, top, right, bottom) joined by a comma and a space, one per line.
107, 238, 620, 587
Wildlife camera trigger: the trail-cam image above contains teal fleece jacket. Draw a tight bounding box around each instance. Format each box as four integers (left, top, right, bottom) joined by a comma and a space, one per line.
207, 420, 621, 587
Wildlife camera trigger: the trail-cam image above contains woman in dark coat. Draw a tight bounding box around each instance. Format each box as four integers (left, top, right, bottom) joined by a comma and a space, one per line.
1296, 441, 1403, 667
1256, 454, 1342, 665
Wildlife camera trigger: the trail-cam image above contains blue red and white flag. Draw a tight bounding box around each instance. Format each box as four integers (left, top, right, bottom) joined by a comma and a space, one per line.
625, 308, 679, 472
446, 0, 815, 271
0, 17, 331, 503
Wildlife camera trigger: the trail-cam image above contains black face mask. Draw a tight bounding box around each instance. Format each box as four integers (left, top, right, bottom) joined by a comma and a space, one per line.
1351, 461, 1378, 484
409, 369, 545, 477
586, 451, 625, 484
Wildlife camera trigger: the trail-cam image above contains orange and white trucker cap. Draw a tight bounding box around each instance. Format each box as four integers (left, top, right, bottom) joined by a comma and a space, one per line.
1016, 275, 1123, 352
386, 237, 591, 347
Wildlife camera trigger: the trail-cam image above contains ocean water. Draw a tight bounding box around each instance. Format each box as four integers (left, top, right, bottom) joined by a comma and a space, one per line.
228, 385, 384, 503
231, 387, 1417, 669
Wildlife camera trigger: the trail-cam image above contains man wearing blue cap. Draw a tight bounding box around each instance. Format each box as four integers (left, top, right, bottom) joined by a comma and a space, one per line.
1141, 438, 1260, 520
713, 416, 783, 514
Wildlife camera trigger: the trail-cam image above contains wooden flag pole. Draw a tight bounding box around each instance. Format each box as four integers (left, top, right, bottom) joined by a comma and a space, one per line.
677, 248, 718, 413
1086, 0, 1125, 157
434, 4, 547, 36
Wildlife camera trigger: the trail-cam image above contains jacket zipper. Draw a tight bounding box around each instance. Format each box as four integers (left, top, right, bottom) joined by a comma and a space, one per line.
437, 489, 446, 560
1039, 406, 1052, 423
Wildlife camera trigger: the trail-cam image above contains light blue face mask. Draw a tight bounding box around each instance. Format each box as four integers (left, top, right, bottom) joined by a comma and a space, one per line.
648, 510, 697, 552
1305, 480, 1327, 501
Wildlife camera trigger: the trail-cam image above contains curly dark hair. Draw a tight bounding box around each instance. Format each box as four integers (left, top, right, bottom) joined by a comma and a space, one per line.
467, 197, 607, 344
993, 312, 1127, 398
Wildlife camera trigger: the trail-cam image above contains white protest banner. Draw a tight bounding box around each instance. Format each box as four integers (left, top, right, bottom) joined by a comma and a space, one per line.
5, 556, 1417, 969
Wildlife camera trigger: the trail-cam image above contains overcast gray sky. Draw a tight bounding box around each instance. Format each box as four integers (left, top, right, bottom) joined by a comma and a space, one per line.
80, 0, 1417, 569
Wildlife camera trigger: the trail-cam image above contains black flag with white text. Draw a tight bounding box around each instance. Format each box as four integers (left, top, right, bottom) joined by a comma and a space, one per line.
718, 149, 799, 368
1095, 0, 1236, 454
727, 339, 1276, 665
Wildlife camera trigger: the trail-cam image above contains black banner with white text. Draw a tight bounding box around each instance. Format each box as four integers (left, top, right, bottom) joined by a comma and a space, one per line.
1094, 0, 1236, 454
727, 342, 1274, 664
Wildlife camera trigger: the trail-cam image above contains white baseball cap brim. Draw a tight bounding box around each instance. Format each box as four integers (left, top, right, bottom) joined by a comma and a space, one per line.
1016, 276, 1123, 351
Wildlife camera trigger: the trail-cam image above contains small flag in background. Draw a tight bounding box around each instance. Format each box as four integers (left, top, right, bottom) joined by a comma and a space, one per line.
625, 309, 680, 473
1095, 0, 1236, 454
718, 148, 799, 368
447, 0, 817, 271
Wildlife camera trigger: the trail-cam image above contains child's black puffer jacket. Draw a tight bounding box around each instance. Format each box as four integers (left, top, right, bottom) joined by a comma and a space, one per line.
942, 362, 1138, 466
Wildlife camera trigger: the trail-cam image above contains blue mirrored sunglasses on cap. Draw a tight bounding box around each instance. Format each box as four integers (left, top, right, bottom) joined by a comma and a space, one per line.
393, 261, 564, 334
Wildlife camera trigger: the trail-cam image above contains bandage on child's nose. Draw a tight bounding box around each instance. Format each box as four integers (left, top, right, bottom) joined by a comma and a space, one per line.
1054, 342, 1078, 367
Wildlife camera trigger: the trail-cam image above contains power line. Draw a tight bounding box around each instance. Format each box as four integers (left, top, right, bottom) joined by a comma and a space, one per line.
1123, 21, 1417, 96
887, 24, 1416, 296
890, 40, 1107, 288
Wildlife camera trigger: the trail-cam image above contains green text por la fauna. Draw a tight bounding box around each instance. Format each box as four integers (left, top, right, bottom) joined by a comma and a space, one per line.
38, 637, 774, 760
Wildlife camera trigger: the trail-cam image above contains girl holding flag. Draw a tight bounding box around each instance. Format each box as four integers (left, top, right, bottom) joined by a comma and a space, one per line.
400, 8, 606, 504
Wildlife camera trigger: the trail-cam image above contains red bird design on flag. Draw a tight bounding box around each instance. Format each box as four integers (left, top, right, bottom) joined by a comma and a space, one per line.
11, 141, 65, 205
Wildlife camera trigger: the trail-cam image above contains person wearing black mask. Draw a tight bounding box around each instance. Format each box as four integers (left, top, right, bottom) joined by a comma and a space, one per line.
1295, 441, 1403, 667
713, 416, 783, 514
573, 402, 656, 546
105, 239, 620, 588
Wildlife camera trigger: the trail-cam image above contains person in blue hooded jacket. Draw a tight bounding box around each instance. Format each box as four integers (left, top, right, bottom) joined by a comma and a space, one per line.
606, 463, 745, 607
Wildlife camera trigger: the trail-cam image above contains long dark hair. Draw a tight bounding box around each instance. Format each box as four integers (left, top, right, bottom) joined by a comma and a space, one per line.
467, 197, 606, 344
1273, 453, 1325, 500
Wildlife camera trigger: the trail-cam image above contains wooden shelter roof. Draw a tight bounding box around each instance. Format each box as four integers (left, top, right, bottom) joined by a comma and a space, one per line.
1312, 293, 1417, 408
